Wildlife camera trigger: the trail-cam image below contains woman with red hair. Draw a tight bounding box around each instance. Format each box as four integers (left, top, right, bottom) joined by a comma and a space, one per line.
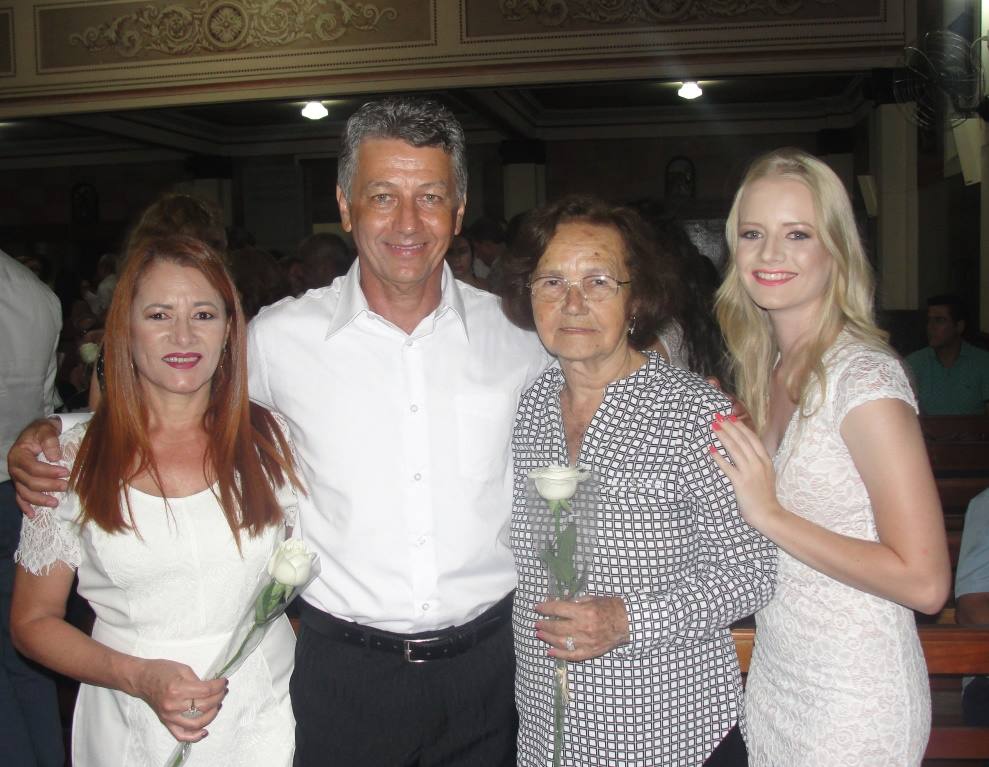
10, 236, 304, 766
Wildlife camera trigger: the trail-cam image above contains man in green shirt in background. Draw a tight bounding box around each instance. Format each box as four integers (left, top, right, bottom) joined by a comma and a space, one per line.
906, 294, 989, 415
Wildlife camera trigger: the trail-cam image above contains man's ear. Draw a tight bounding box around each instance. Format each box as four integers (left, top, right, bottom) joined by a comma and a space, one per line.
454, 194, 467, 235
336, 185, 352, 232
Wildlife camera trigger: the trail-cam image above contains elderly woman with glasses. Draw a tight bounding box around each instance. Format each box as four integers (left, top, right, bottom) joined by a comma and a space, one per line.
501, 194, 776, 767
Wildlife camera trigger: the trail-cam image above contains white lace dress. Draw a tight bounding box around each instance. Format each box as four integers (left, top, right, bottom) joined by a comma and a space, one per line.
15, 422, 299, 767
745, 335, 931, 766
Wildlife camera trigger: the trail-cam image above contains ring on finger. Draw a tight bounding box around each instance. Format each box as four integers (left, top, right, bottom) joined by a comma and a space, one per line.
181, 698, 202, 719
564, 636, 576, 652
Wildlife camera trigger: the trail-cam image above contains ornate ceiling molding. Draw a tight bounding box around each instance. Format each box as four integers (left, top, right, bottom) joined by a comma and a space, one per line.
68, 0, 399, 58
498, 0, 820, 27
0, 0, 910, 118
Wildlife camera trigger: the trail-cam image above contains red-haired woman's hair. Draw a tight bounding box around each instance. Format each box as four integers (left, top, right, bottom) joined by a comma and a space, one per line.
70, 235, 302, 542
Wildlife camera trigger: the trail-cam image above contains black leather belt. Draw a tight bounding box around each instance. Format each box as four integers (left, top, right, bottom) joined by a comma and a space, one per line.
299, 591, 513, 663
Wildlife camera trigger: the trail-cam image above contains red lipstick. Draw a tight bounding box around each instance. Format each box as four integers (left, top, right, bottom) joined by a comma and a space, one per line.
162, 353, 202, 369
752, 270, 796, 286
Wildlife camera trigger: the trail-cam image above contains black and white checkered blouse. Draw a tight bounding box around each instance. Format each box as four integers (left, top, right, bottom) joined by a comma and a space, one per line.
511, 352, 777, 767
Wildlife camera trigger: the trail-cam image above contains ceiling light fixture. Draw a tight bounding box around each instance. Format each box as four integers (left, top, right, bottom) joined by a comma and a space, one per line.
301, 101, 328, 120
677, 81, 702, 100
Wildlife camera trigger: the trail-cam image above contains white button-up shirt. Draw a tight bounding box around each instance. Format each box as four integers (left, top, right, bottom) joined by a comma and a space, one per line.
1, 252, 61, 483
248, 262, 550, 633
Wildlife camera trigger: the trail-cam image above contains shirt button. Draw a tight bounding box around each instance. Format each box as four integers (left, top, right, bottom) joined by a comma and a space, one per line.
422, 603, 430, 611
410, 404, 419, 413
417, 536, 426, 546
413, 472, 422, 481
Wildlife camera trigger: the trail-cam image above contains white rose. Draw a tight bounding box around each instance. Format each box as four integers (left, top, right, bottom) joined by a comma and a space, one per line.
529, 465, 590, 501
266, 539, 313, 586
79, 342, 100, 365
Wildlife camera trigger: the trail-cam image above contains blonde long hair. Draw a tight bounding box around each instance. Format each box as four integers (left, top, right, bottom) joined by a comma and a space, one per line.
715, 148, 890, 431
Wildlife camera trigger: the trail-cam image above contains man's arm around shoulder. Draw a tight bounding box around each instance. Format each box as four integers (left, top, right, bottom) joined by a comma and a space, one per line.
6, 414, 93, 515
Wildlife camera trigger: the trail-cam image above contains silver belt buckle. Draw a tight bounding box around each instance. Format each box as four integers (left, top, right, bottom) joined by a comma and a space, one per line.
403, 637, 434, 663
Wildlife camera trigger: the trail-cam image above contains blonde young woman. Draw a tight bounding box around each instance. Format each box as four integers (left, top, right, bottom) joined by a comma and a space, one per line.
709, 148, 950, 766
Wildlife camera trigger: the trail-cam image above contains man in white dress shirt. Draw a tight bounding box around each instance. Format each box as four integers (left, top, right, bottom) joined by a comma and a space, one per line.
8, 97, 549, 766
0, 250, 64, 767
248, 96, 548, 765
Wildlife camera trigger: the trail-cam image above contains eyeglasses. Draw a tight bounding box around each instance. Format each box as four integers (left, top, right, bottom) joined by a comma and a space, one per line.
528, 275, 631, 303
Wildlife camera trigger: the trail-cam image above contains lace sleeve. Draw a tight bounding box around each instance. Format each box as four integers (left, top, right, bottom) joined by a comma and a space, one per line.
15, 507, 82, 574
832, 346, 918, 428
13, 422, 88, 574
269, 410, 303, 527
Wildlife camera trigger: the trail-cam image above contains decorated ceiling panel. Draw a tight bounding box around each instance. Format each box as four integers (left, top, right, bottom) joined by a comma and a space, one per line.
467, 0, 887, 37
0, 0, 911, 117
36, 0, 426, 69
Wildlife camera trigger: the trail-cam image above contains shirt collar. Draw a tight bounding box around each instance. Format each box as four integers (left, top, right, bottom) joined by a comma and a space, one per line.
325, 259, 470, 341
545, 349, 659, 392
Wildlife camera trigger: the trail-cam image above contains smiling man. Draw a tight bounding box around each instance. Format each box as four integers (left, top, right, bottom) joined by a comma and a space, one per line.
246, 97, 549, 766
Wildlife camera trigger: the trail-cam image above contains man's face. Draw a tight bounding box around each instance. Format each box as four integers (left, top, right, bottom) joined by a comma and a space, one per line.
927, 304, 963, 349
337, 138, 465, 296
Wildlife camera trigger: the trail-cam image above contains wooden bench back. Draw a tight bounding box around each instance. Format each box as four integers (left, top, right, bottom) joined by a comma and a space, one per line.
922, 415, 989, 443
927, 441, 989, 474
922, 417, 989, 524
939, 477, 989, 516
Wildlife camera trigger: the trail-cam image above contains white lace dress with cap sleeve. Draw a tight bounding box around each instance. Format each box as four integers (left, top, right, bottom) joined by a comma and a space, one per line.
15, 416, 302, 767
744, 333, 931, 766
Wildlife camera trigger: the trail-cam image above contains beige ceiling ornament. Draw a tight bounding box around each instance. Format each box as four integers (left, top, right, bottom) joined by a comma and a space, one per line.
69, 0, 399, 58
498, 0, 815, 26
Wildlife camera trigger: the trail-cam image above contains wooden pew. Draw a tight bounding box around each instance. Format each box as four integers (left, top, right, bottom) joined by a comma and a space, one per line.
732, 625, 989, 761
922, 418, 989, 533
939, 478, 989, 518
928, 442, 989, 475
948, 528, 962, 569
922, 416, 989, 443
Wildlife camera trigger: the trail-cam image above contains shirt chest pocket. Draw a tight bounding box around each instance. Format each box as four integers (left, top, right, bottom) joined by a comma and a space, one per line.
595, 469, 694, 531
454, 394, 514, 483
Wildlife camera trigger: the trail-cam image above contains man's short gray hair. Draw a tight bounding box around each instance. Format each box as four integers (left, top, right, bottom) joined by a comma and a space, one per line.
337, 96, 468, 203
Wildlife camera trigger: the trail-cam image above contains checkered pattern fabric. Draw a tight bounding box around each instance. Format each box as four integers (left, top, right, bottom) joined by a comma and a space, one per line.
511, 352, 777, 766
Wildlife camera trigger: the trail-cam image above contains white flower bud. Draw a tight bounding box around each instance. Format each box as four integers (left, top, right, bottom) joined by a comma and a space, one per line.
529, 465, 590, 501
79, 342, 100, 365
266, 539, 313, 587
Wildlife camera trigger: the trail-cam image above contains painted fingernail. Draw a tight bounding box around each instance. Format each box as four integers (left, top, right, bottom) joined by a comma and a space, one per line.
728, 414, 738, 423
714, 412, 725, 422
708, 444, 718, 454
712, 421, 722, 431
